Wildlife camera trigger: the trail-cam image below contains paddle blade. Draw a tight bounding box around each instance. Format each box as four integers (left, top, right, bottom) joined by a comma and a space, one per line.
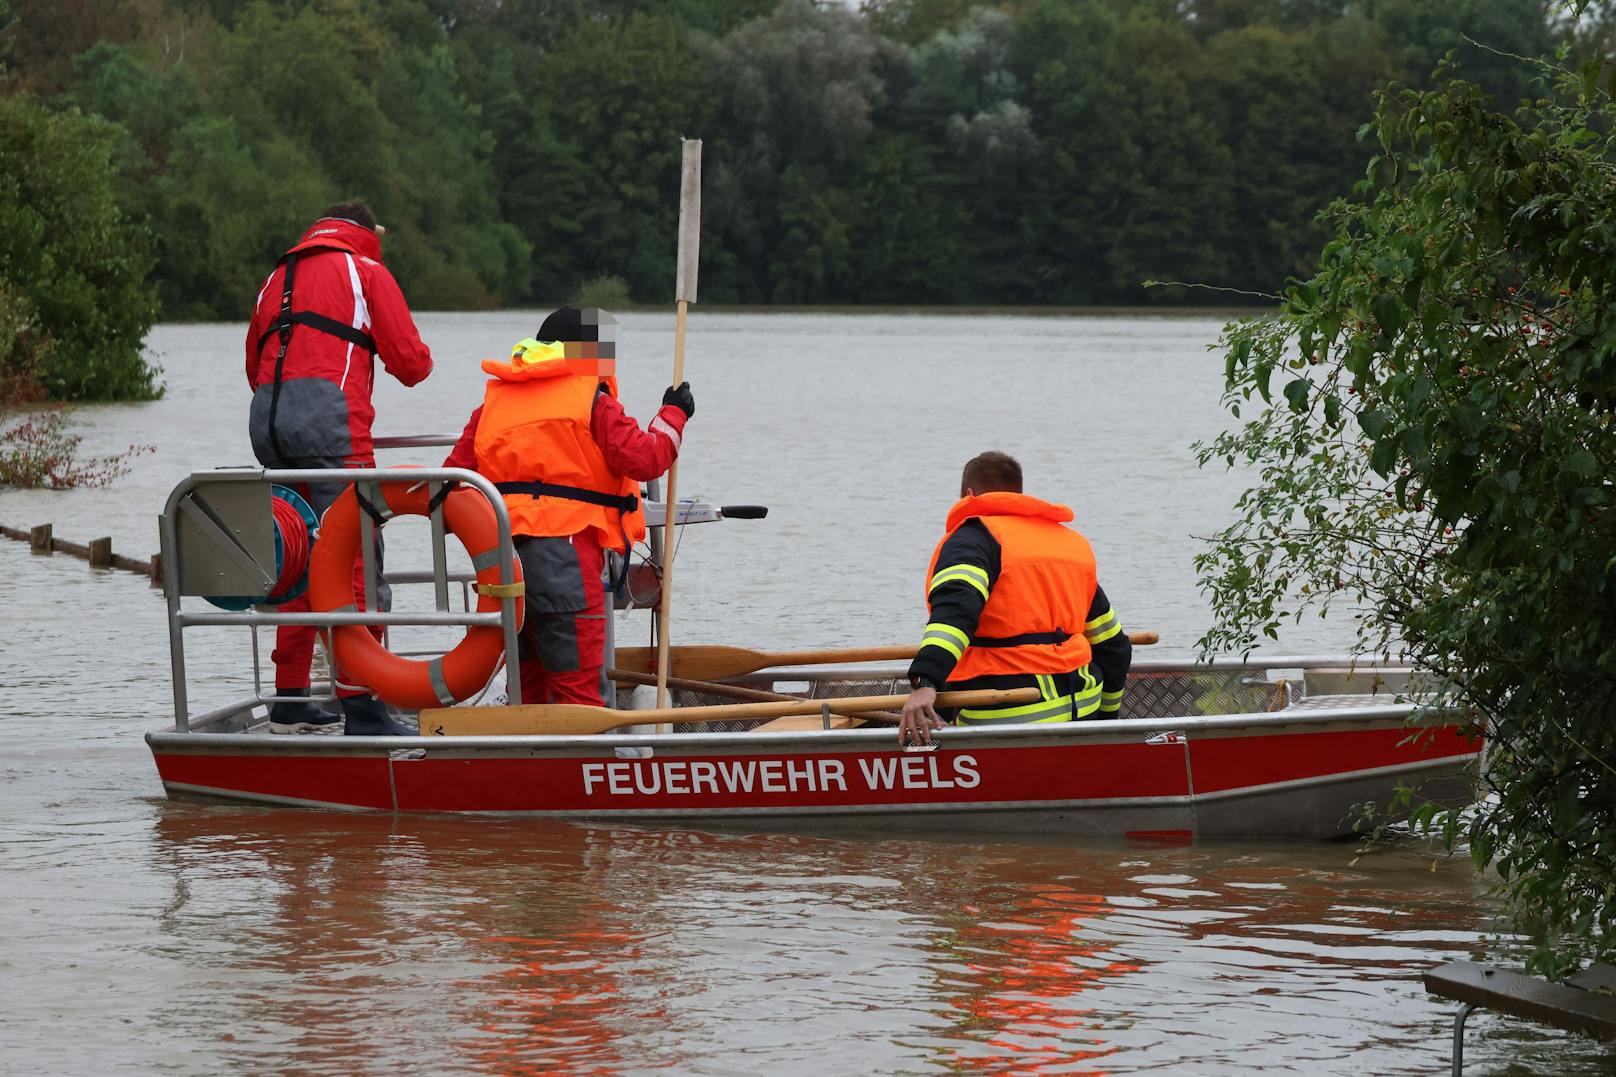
614, 645, 768, 681
675, 139, 702, 303
420, 704, 627, 737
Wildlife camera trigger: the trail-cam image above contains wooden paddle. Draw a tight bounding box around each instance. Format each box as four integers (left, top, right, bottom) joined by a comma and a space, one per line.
615, 631, 1160, 683
655, 138, 702, 710
606, 667, 898, 726
420, 687, 1038, 737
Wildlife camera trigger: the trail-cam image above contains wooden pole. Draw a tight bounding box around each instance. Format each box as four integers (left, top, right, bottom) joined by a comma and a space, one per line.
608, 666, 902, 723
422, 686, 1038, 737
617, 632, 1161, 682
656, 138, 702, 710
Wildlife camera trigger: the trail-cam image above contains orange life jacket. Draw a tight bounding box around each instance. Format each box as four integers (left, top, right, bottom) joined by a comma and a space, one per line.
926, 492, 1097, 681
474, 340, 646, 551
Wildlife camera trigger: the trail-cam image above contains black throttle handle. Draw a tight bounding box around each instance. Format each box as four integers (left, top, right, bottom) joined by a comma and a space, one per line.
718, 505, 768, 520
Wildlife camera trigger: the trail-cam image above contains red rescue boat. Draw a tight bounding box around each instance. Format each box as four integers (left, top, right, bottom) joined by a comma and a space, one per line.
146, 464, 1480, 838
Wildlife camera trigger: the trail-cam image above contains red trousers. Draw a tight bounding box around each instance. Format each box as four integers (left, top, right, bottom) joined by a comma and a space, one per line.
515, 533, 607, 707
271, 482, 384, 699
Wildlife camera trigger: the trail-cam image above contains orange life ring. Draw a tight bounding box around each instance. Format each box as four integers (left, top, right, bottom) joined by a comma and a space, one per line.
307, 479, 523, 708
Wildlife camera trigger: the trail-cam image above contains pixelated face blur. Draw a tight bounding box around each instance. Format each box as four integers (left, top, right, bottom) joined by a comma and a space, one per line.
564, 308, 617, 374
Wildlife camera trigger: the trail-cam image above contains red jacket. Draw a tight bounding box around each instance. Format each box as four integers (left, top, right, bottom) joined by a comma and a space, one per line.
245, 219, 433, 467
444, 392, 686, 541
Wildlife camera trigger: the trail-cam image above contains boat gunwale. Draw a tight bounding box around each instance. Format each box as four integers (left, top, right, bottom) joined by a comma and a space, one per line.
738, 654, 1419, 682
146, 701, 1473, 756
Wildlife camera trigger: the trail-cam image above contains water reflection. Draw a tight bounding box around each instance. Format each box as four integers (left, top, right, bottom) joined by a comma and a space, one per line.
929, 883, 1127, 1074
107, 806, 1616, 1074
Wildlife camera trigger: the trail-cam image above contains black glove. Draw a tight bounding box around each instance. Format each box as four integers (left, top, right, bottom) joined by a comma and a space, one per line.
663, 381, 694, 418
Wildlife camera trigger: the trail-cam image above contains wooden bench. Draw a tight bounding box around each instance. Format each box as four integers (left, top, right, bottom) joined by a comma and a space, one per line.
1423, 960, 1616, 1074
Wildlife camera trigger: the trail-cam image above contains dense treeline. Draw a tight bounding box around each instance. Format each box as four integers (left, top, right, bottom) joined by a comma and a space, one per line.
0, 0, 1595, 398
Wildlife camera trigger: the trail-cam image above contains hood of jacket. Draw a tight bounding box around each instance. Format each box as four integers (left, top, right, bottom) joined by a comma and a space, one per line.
286, 217, 383, 263
945, 491, 1074, 533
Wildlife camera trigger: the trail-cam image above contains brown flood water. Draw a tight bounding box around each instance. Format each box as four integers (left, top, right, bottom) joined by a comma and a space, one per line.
2, 313, 1611, 1073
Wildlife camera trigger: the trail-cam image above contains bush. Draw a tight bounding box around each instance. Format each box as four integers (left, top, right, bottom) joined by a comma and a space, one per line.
0, 403, 148, 489
0, 95, 159, 401
570, 274, 633, 310
1199, 62, 1616, 976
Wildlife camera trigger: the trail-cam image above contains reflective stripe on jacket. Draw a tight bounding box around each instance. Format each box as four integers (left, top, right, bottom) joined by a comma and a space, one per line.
924, 492, 1098, 683
474, 340, 647, 549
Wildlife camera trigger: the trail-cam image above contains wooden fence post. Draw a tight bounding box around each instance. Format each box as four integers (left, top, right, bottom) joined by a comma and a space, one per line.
29, 523, 52, 553
88, 537, 113, 569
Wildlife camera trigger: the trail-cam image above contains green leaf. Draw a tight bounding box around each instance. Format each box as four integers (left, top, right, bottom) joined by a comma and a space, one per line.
1373, 292, 1403, 336
1560, 449, 1597, 481
1283, 378, 1310, 412
1370, 436, 1399, 476
1358, 409, 1389, 439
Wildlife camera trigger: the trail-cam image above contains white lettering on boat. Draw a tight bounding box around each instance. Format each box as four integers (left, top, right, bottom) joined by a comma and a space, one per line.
759, 760, 784, 793
582, 754, 979, 798
858, 757, 898, 788
719, 760, 754, 792
820, 759, 848, 791
953, 755, 979, 788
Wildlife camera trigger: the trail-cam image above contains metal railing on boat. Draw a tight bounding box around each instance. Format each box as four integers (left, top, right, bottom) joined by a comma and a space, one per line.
159, 432, 681, 735
159, 461, 526, 732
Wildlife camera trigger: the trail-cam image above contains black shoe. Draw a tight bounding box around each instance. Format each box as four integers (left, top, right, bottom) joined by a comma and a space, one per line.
341, 696, 414, 737
269, 690, 342, 734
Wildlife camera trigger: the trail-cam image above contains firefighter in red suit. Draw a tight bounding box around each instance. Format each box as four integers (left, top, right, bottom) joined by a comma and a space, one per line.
444, 308, 692, 706
245, 202, 434, 736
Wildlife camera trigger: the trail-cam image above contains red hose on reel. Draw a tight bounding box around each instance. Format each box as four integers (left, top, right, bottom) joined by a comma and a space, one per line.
268, 493, 312, 601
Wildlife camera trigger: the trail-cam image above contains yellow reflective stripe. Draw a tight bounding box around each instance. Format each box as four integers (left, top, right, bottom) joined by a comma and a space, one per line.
1101, 689, 1124, 701
929, 564, 990, 599
920, 622, 969, 660
1085, 609, 1116, 631
1086, 619, 1123, 645
958, 696, 1074, 724
958, 674, 1075, 725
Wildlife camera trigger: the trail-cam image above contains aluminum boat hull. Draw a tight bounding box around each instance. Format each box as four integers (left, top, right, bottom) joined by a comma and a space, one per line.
146, 707, 1479, 839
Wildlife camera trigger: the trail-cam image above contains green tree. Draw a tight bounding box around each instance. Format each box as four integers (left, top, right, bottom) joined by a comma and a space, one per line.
504, 13, 710, 302
1198, 60, 1616, 974
0, 95, 157, 400
1015, 0, 1231, 302
698, 0, 888, 302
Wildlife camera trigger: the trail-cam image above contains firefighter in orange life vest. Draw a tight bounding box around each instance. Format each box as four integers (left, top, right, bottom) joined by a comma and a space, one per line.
900, 451, 1132, 745
444, 308, 691, 706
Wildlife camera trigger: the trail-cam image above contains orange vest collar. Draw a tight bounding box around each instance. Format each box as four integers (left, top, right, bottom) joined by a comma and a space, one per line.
945, 491, 1074, 533
481, 339, 617, 382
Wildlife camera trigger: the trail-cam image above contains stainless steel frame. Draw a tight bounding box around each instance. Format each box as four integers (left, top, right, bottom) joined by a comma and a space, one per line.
159, 465, 526, 730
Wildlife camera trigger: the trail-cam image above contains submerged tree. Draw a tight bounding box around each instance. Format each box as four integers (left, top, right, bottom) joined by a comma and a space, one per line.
1198, 56, 1616, 974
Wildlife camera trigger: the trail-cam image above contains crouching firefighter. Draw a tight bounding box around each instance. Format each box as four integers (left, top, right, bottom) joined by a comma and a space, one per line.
444, 307, 692, 706
899, 451, 1132, 746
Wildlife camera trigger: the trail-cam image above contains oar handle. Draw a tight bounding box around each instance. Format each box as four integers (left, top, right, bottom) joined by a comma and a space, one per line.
767, 645, 920, 666
608, 667, 903, 722
423, 687, 1039, 736
766, 634, 1157, 668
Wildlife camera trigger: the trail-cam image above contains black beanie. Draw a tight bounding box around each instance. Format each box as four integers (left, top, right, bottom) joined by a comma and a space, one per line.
536, 307, 597, 343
